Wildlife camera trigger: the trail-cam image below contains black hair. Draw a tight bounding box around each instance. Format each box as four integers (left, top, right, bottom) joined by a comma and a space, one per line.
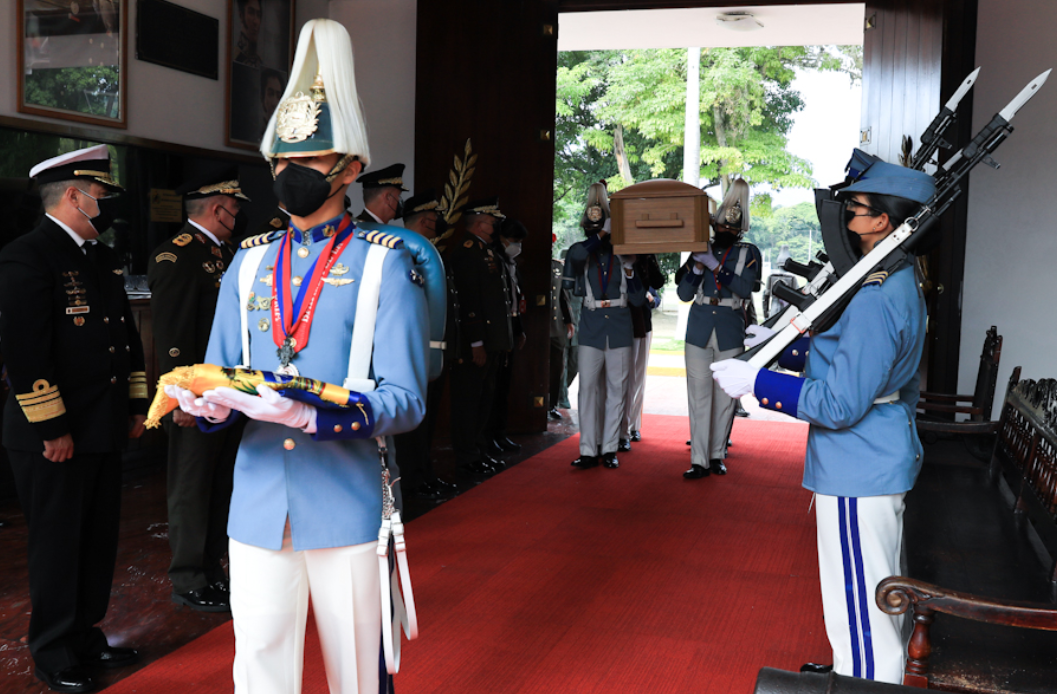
499, 218, 527, 241
867, 193, 922, 229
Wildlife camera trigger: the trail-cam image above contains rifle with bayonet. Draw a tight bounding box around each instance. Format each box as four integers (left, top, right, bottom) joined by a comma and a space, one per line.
744, 68, 1051, 369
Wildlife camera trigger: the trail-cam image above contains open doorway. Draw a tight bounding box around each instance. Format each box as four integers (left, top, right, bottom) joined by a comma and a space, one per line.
553, 4, 864, 422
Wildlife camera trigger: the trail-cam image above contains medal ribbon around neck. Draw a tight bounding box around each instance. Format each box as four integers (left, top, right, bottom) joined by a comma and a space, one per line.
271, 215, 355, 356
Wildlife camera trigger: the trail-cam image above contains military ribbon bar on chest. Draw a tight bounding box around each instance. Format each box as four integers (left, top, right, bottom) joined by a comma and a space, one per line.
270, 215, 355, 376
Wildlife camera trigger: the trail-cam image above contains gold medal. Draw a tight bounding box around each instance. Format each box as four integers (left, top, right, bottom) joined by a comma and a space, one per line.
297, 247, 310, 259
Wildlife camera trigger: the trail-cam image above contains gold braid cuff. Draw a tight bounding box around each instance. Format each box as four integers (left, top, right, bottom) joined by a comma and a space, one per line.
130, 372, 148, 400
16, 379, 66, 423
146, 363, 356, 429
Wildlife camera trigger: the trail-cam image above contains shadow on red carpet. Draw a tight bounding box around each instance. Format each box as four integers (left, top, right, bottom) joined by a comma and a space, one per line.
105, 414, 827, 693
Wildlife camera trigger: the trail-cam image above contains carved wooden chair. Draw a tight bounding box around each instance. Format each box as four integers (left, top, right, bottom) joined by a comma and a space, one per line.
917, 326, 1003, 456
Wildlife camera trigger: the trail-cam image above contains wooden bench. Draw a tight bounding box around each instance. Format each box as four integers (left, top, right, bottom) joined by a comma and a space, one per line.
879, 371, 1057, 692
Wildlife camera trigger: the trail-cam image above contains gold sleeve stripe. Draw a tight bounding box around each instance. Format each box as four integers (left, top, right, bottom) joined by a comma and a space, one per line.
17, 392, 66, 423
130, 385, 149, 400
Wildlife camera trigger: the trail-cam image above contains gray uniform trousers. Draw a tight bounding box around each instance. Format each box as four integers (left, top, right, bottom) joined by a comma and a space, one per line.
686, 330, 742, 465
577, 343, 630, 456
621, 331, 652, 437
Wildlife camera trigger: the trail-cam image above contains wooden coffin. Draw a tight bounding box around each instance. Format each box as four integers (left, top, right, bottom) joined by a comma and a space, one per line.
610, 179, 715, 254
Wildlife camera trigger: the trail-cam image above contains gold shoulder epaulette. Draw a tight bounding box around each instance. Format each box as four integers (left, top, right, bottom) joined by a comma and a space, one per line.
862, 270, 889, 287
16, 379, 66, 423
173, 233, 193, 247
361, 230, 404, 249
269, 216, 285, 229
240, 232, 280, 249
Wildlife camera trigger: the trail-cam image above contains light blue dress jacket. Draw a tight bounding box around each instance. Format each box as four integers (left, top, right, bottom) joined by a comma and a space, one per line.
204, 215, 428, 551
755, 263, 927, 497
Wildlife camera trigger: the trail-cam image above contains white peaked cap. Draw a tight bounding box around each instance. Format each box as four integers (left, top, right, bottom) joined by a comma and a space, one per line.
29, 144, 110, 179
260, 18, 371, 167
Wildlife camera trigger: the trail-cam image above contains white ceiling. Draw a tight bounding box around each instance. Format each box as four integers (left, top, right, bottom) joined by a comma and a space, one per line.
558, 4, 865, 51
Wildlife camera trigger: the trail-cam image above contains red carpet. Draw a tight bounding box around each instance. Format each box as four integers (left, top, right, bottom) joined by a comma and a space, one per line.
106, 414, 828, 693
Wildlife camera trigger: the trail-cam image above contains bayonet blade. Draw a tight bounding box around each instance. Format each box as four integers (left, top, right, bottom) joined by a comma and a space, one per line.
999, 69, 1051, 121
945, 66, 981, 112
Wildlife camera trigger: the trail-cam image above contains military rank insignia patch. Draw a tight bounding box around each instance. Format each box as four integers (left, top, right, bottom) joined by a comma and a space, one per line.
270, 216, 285, 229
156, 252, 177, 263
112, 268, 124, 275
464, 240, 473, 248
409, 269, 424, 287
862, 270, 889, 287
174, 233, 193, 247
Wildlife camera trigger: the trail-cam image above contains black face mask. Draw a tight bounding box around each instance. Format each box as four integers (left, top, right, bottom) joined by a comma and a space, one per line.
220, 207, 249, 238
393, 199, 405, 220
273, 162, 341, 217
78, 191, 120, 234
712, 231, 740, 249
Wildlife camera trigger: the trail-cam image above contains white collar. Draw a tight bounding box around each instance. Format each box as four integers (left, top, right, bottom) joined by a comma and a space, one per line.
188, 219, 222, 246
364, 208, 385, 224
47, 213, 92, 249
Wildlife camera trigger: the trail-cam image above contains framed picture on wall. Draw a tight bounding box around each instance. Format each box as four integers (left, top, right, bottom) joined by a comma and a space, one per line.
226, 0, 295, 150
17, 0, 128, 128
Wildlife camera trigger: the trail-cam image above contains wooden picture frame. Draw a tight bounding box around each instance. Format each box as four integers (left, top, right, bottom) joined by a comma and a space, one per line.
225, 0, 296, 151
17, 0, 129, 129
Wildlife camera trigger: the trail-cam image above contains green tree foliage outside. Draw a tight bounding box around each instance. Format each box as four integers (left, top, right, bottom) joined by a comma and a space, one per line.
23, 66, 121, 120
554, 46, 861, 266
745, 201, 823, 266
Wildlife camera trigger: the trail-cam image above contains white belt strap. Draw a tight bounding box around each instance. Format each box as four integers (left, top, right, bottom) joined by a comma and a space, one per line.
345, 244, 389, 392
873, 391, 900, 405
237, 244, 270, 368
378, 507, 418, 674
696, 246, 749, 310
582, 256, 628, 310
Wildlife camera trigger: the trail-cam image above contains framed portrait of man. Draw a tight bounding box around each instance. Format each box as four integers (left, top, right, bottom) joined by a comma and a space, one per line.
226, 0, 295, 150
17, 0, 128, 128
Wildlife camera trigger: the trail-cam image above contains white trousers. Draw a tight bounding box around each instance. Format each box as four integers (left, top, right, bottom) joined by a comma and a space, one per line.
621, 332, 652, 437
815, 493, 907, 685
577, 343, 630, 456
685, 333, 741, 465
230, 533, 382, 694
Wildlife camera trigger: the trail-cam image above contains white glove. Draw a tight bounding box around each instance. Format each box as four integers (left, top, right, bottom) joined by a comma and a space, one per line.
601, 218, 611, 234
692, 251, 720, 271
710, 359, 760, 399
203, 384, 317, 433
165, 384, 232, 423
744, 324, 777, 349
620, 254, 637, 269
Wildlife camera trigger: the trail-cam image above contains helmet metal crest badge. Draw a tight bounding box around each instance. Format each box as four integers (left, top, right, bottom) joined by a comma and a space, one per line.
276, 94, 322, 144
724, 200, 743, 226
587, 205, 604, 223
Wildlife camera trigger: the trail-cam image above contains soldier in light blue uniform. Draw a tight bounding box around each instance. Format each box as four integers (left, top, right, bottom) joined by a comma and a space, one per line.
168, 19, 427, 694
711, 159, 935, 685
563, 182, 646, 469
678, 179, 761, 479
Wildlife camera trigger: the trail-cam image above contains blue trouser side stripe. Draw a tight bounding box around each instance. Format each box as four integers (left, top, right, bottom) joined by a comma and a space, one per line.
849, 498, 875, 680
837, 497, 862, 678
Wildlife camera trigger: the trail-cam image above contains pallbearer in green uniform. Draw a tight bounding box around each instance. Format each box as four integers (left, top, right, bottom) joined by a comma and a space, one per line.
355, 163, 408, 224
147, 168, 250, 612
0, 145, 147, 693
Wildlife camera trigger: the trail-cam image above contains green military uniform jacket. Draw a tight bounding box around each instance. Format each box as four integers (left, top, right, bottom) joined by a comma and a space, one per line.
147, 223, 234, 374
447, 233, 513, 358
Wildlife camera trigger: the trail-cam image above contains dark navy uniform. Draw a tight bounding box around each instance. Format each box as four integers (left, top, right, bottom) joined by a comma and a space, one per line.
0, 216, 147, 674
447, 230, 513, 468
549, 258, 572, 416
148, 222, 241, 598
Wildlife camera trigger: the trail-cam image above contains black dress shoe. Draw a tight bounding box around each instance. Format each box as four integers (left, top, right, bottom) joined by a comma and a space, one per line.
727, 438, 733, 448
571, 455, 599, 469
710, 459, 727, 475
480, 439, 504, 455
430, 477, 458, 493
172, 586, 231, 612
411, 481, 444, 500
629, 431, 642, 442
601, 452, 619, 469
683, 465, 710, 479
35, 666, 95, 693
481, 453, 506, 470
461, 460, 496, 476
87, 646, 139, 669
547, 408, 564, 420
617, 438, 632, 452
734, 403, 750, 418
686, 440, 692, 446
495, 436, 522, 452
210, 578, 230, 595
799, 663, 833, 674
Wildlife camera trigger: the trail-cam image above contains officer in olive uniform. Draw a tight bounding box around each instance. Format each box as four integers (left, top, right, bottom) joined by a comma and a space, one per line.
354, 163, 408, 224
147, 169, 250, 612
392, 190, 457, 498
447, 198, 513, 475
549, 254, 573, 419
0, 145, 147, 693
